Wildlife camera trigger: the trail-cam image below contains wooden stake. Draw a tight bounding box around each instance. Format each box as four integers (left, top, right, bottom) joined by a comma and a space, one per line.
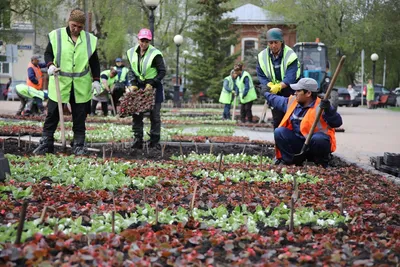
28, 135, 31, 150
15, 201, 28, 244
259, 148, 263, 168
242, 145, 246, 154
242, 182, 245, 204
18, 133, 21, 148
111, 211, 115, 234
194, 142, 198, 153
155, 200, 159, 225
190, 182, 198, 213
218, 153, 223, 172
161, 143, 166, 158
210, 144, 213, 154
179, 142, 184, 161
289, 176, 298, 232
102, 146, 106, 160
39, 205, 48, 224
145, 142, 149, 154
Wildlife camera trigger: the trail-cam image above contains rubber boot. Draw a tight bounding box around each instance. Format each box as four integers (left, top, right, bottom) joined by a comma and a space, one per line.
33, 136, 54, 155
131, 134, 143, 149
148, 133, 160, 148
71, 135, 87, 156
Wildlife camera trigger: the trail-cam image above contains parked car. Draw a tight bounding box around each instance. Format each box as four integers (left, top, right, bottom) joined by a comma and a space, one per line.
336, 87, 355, 107
353, 84, 397, 106
394, 88, 400, 95
7, 80, 25, 101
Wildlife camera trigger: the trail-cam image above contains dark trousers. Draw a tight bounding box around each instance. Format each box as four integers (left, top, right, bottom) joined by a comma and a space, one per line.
271, 108, 285, 129
112, 86, 125, 106
132, 103, 161, 142
275, 127, 331, 165
91, 99, 108, 116
43, 88, 89, 138
240, 101, 253, 123
223, 104, 231, 119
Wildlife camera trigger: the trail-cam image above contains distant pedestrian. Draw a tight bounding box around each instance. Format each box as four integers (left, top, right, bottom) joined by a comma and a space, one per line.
91, 68, 118, 116
219, 70, 238, 120
366, 79, 375, 109
347, 84, 357, 106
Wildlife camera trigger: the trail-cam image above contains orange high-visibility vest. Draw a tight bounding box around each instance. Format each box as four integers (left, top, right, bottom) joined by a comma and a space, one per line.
26, 62, 43, 90
275, 96, 336, 159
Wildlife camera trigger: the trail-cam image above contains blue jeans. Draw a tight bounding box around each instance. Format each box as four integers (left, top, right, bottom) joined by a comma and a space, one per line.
274, 127, 331, 165
223, 104, 231, 119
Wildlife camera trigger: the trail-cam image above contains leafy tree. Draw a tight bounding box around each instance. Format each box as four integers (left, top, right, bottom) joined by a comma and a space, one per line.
186, 0, 239, 101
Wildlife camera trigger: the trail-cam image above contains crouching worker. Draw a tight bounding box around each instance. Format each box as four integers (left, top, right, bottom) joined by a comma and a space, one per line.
262, 78, 342, 167
91, 68, 118, 116
15, 84, 48, 116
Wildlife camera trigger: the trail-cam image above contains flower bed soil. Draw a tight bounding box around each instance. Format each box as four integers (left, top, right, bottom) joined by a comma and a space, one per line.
0, 149, 399, 265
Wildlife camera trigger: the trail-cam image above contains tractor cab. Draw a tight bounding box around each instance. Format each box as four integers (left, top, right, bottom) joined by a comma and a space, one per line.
293, 40, 339, 110
293, 41, 331, 94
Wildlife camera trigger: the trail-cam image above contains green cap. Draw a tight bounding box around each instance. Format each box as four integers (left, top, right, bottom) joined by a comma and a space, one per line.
266, 28, 283, 42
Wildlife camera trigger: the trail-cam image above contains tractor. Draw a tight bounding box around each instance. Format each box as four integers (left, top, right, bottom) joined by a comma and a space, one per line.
293, 39, 338, 110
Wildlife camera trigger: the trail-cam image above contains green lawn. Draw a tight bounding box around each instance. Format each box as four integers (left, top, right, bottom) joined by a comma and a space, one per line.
388, 107, 400, 112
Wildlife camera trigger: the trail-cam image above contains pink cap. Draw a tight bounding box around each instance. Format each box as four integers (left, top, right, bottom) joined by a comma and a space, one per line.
138, 28, 152, 41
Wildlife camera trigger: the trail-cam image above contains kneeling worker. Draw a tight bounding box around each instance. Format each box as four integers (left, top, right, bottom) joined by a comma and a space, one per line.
262, 78, 342, 167
16, 84, 48, 116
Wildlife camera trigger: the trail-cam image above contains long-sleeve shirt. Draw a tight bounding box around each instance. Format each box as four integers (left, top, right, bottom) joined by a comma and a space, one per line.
257, 47, 298, 97
223, 79, 232, 93
114, 65, 129, 86
265, 92, 342, 138
28, 62, 47, 84
44, 26, 100, 81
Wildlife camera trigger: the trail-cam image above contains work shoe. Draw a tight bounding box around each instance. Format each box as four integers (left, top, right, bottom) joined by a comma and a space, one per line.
71, 135, 87, 156
131, 139, 143, 149
16, 111, 22, 116
147, 141, 160, 149
33, 136, 54, 155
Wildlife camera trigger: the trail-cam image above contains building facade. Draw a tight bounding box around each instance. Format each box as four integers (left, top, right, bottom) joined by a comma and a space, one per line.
225, 4, 297, 62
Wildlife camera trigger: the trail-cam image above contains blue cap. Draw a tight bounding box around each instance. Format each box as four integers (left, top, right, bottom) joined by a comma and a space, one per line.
115, 58, 122, 62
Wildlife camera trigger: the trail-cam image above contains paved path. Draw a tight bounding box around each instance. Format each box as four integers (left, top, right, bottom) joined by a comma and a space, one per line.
1, 100, 399, 176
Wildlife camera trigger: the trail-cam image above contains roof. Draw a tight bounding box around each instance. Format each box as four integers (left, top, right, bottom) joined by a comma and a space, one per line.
224, 4, 289, 25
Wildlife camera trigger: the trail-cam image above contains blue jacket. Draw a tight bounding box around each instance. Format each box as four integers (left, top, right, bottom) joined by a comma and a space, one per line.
257, 48, 298, 97
265, 92, 342, 138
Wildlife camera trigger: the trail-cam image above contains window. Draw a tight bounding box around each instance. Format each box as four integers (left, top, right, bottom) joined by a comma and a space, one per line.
241, 38, 258, 60
0, 62, 10, 74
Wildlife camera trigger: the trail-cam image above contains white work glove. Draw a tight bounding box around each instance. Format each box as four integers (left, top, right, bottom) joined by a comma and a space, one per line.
47, 65, 60, 76
92, 81, 101, 96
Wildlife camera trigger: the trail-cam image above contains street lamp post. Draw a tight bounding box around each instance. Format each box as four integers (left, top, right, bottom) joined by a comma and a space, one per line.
183, 50, 189, 101
144, 0, 160, 45
371, 53, 379, 85
173, 34, 183, 108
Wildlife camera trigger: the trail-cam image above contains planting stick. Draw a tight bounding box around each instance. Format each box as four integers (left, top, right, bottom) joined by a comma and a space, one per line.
110, 146, 113, 159
210, 144, 213, 154
218, 153, 223, 172
259, 148, 263, 168
289, 177, 298, 232
179, 142, 184, 160
155, 200, 159, 225
161, 143, 166, 158
190, 182, 198, 213
194, 142, 198, 153
15, 201, 28, 244
28, 135, 31, 149
102, 146, 106, 160
18, 133, 20, 148
142, 188, 147, 203
39, 205, 48, 224
242, 182, 245, 204
54, 74, 66, 149
145, 142, 149, 154
24, 139, 27, 151
111, 211, 115, 234
242, 145, 246, 154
